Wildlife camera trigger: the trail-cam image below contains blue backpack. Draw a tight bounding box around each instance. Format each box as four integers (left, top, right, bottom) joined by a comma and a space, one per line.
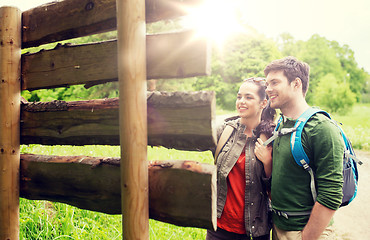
264, 107, 361, 217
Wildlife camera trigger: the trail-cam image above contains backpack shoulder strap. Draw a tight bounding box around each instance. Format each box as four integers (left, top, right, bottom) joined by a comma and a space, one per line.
291, 107, 331, 166
289, 107, 330, 203
214, 125, 234, 164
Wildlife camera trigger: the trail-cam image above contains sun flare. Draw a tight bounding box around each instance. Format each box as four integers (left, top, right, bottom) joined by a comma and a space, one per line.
181, 0, 248, 47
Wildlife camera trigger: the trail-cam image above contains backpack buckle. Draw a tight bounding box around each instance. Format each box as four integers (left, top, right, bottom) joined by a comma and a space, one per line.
279, 125, 298, 136
300, 160, 310, 171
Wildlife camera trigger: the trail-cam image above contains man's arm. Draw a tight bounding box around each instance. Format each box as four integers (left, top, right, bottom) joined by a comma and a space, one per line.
301, 202, 336, 240
301, 116, 344, 239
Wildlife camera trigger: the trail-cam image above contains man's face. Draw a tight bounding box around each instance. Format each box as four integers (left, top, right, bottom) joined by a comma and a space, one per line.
265, 70, 294, 110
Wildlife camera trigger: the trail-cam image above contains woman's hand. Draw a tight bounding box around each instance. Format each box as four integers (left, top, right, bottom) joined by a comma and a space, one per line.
254, 135, 272, 177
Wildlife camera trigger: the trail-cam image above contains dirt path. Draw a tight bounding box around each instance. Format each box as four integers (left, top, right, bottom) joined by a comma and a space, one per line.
332, 150, 370, 239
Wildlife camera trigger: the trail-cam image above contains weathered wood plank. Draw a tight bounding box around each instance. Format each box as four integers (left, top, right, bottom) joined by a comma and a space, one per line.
21, 91, 217, 151
20, 154, 217, 230
146, 31, 210, 80
22, 0, 203, 48
21, 31, 210, 91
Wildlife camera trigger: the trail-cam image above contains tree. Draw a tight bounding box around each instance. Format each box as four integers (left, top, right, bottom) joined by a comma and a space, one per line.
361, 76, 370, 103
313, 73, 356, 114
193, 32, 282, 110
278, 34, 367, 104
277, 32, 304, 57
295, 35, 345, 104
329, 41, 368, 101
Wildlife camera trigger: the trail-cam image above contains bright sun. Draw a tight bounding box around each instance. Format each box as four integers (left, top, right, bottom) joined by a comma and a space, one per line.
181, 0, 248, 47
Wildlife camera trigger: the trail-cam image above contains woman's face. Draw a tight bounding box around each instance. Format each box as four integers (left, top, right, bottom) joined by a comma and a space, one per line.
236, 81, 265, 119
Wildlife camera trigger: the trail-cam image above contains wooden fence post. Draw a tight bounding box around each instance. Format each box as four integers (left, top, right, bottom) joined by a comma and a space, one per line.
116, 0, 148, 239
0, 6, 21, 240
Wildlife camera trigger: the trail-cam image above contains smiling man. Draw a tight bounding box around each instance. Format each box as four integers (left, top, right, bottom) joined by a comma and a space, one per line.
263, 57, 344, 240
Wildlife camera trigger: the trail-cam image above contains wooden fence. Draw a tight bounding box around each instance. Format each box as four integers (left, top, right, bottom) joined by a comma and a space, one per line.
0, 0, 217, 239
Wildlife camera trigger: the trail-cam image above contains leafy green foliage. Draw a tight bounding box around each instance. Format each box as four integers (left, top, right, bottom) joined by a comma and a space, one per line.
152, 78, 198, 92
22, 82, 119, 102
294, 35, 346, 103
329, 41, 368, 102
361, 80, 370, 103
277, 32, 303, 57
280, 34, 368, 105
146, 19, 183, 34
193, 33, 282, 110
313, 73, 356, 114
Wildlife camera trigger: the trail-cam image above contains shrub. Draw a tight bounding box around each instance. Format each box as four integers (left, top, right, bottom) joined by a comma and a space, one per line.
313, 73, 356, 115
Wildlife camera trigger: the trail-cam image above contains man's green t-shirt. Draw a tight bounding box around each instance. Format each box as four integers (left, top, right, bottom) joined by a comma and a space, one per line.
271, 113, 344, 230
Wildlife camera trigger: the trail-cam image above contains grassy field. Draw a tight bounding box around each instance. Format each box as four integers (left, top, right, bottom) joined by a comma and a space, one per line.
18, 103, 369, 239
331, 103, 370, 151
20, 197, 207, 240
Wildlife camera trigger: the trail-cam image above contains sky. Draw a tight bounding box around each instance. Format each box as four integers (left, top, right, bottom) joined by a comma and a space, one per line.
1, 0, 370, 73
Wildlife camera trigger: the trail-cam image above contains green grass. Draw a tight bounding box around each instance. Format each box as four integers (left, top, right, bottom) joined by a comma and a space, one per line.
20, 199, 122, 239
331, 103, 370, 151
18, 103, 369, 239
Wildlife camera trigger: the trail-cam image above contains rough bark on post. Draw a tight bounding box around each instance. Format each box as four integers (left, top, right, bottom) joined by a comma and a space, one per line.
116, 0, 149, 239
0, 6, 21, 240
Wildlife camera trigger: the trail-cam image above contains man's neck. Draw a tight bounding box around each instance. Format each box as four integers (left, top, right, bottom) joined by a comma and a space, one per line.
280, 98, 310, 120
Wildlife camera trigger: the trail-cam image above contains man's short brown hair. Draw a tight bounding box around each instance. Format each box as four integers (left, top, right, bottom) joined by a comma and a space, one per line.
264, 56, 310, 96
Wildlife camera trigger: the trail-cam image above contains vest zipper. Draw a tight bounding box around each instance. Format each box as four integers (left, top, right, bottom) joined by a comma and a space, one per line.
246, 138, 253, 239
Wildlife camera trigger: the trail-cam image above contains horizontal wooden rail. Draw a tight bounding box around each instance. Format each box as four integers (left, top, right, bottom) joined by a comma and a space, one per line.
21, 91, 216, 151
21, 31, 210, 90
20, 154, 217, 230
22, 0, 204, 48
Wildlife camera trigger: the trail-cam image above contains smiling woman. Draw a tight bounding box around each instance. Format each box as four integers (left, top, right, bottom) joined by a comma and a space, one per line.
181, 0, 248, 47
